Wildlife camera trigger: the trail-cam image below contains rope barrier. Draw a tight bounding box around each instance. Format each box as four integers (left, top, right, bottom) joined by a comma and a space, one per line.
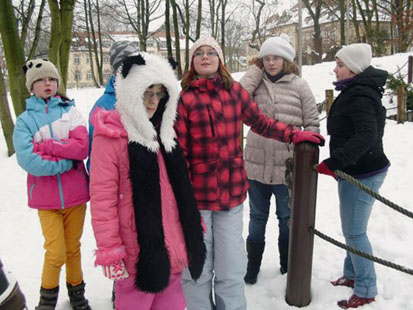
310, 227, 413, 276
332, 169, 413, 219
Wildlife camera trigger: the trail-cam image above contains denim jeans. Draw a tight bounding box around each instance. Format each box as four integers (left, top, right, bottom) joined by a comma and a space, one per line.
338, 171, 387, 298
246, 180, 290, 269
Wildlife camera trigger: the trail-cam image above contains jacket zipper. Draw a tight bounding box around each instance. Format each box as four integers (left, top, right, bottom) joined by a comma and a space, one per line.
207, 104, 215, 137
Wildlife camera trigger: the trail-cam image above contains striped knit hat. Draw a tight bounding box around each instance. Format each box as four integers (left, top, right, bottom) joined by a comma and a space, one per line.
110, 41, 139, 72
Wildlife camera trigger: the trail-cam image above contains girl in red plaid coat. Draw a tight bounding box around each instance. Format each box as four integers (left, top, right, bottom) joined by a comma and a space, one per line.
174, 35, 324, 310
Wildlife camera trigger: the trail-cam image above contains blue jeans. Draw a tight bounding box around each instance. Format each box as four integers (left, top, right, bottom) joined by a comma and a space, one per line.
182, 204, 247, 310
246, 180, 290, 269
338, 171, 387, 298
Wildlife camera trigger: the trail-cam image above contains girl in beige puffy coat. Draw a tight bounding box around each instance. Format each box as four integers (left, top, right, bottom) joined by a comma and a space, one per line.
240, 36, 320, 284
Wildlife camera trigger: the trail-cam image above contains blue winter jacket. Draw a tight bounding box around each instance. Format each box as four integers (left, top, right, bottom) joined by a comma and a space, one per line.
87, 75, 116, 171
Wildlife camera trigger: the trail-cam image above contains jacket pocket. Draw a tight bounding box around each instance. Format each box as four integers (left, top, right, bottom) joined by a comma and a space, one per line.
191, 161, 218, 202
229, 158, 248, 197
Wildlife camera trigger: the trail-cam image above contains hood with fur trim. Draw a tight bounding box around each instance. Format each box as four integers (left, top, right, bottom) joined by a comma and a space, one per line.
115, 52, 180, 153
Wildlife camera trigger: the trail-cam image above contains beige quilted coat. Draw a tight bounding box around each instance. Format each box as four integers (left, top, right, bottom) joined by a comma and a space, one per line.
240, 65, 320, 185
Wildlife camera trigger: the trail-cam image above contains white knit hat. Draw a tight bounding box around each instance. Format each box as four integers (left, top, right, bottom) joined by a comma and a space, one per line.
258, 36, 296, 62
189, 35, 224, 64
335, 43, 372, 74
23, 59, 60, 92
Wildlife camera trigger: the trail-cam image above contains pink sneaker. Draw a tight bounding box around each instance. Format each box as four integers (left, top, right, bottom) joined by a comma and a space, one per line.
338, 294, 375, 309
331, 276, 355, 288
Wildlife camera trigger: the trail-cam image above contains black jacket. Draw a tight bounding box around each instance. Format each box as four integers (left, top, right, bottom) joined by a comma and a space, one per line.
325, 66, 390, 176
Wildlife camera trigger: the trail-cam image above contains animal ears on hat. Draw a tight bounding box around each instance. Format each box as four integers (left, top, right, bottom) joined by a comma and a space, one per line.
168, 57, 178, 70
121, 54, 146, 78
22, 58, 51, 75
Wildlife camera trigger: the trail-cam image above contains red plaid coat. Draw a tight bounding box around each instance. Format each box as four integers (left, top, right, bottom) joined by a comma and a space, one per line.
175, 75, 294, 211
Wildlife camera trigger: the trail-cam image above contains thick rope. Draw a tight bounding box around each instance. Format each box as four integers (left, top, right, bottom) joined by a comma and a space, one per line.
332, 169, 413, 219
310, 227, 413, 276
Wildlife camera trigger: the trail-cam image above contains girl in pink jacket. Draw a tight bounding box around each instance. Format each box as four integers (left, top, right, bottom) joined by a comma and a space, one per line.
89, 53, 206, 310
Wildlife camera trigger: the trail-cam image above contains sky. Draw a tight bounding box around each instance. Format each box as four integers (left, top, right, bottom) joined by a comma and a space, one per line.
0, 52, 412, 309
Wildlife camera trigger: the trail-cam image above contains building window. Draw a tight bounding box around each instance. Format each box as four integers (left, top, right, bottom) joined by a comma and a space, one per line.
86, 56, 90, 64
103, 70, 111, 80
74, 71, 81, 81
103, 56, 110, 64
74, 55, 80, 65
87, 71, 92, 80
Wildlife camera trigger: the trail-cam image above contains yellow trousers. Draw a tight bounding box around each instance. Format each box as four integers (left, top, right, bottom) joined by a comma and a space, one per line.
38, 204, 86, 289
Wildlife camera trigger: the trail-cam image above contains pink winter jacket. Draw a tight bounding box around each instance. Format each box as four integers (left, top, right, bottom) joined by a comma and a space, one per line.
90, 109, 189, 276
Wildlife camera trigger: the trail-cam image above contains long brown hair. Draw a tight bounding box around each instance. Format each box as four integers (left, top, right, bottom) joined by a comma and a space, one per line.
181, 61, 234, 90
282, 59, 300, 75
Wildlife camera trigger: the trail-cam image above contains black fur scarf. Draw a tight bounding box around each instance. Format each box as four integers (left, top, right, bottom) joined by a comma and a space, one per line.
127, 140, 206, 293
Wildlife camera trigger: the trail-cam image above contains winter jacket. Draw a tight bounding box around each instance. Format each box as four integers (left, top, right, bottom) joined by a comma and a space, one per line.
175, 75, 295, 211
90, 110, 190, 276
240, 65, 320, 185
325, 66, 390, 176
87, 75, 116, 171
12, 95, 89, 209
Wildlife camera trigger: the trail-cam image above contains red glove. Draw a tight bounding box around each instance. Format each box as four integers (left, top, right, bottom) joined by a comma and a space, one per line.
317, 161, 336, 179
292, 130, 325, 146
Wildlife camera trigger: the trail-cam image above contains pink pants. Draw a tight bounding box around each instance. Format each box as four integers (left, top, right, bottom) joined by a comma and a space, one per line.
115, 273, 186, 310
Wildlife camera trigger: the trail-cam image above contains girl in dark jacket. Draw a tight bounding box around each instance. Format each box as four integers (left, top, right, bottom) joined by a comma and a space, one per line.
317, 43, 390, 309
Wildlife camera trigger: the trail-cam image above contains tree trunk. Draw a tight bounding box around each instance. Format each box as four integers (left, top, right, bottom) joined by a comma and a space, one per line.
84, 0, 100, 88
196, 0, 202, 39
185, 0, 190, 71
165, 0, 173, 59
0, 67, 15, 156
28, 0, 46, 60
0, 0, 28, 117
171, 0, 182, 77
338, 0, 346, 45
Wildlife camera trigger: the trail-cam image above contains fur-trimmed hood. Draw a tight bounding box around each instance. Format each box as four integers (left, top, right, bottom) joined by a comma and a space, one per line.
114, 52, 180, 153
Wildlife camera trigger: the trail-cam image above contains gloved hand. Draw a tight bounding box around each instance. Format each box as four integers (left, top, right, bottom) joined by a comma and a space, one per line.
102, 260, 129, 281
292, 130, 325, 146
317, 161, 336, 179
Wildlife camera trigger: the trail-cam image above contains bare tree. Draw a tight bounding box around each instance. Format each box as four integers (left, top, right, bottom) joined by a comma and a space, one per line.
302, 0, 323, 63
0, 59, 15, 156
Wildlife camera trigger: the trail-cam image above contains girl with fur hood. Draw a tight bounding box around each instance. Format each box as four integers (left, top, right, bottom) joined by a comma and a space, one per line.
89, 52, 206, 310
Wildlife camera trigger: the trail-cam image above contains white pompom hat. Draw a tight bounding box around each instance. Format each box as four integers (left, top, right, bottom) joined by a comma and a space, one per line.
335, 43, 372, 74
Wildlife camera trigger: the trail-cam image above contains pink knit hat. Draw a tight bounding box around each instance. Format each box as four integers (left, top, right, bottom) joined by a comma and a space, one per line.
189, 35, 224, 64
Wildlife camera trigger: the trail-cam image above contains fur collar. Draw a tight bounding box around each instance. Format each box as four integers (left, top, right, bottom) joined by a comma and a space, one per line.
115, 52, 180, 152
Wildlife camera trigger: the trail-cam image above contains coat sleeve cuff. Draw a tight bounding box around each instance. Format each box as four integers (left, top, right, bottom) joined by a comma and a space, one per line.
94, 245, 127, 267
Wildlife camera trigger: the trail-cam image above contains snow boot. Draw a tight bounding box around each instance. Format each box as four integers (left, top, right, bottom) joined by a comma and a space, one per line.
279, 239, 289, 275
244, 242, 265, 285
0, 260, 27, 310
67, 282, 91, 310
35, 286, 59, 310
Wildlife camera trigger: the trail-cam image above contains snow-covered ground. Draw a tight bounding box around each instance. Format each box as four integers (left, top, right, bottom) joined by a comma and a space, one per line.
1, 53, 412, 309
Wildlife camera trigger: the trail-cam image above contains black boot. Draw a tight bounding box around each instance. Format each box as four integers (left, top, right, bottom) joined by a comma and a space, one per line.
35, 286, 59, 310
244, 241, 265, 285
0, 259, 27, 310
278, 219, 290, 275
67, 282, 91, 310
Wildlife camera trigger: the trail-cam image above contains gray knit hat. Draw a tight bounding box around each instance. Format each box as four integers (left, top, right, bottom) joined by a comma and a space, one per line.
23, 59, 60, 92
110, 41, 139, 72
189, 35, 224, 64
258, 36, 296, 62
335, 43, 372, 74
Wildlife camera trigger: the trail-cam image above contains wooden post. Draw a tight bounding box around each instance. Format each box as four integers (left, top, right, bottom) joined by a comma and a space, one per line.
325, 89, 334, 115
286, 142, 319, 307
397, 84, 405, 124
408, 55, 412, 84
